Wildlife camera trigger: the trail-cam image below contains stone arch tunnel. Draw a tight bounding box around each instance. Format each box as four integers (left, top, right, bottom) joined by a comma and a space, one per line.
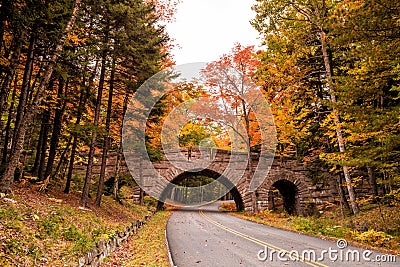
156, 168, 245, 211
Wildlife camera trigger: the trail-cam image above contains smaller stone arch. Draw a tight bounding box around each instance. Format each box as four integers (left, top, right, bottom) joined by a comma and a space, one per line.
269, 180, 298, 214
263, 171, 312, 215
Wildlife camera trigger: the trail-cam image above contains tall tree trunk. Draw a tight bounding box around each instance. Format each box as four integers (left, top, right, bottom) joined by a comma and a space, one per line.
11, 31, 36, 155
318, 27, 360, 214
37, 107, 51, 181
18, 124, 35, 182
0, 0, 81, 194
0, 0, 11, 55
53, 136, 72, 180
80, 30, 108, 207
113, 148, 122, 201
139, 158, 144, 205
1, 75, 17, 165
64, 135, 78, 194
44, 78, 68, 180
0, 40, 22, 118
95, 56, 115, 206
64, 88, 86, 194
338, 173, 351, 211
31, 111, 46, 175
65, 63, 93, 194
113, 91, 131, 201
241, 100, 257, 212
367, 167, 379, 200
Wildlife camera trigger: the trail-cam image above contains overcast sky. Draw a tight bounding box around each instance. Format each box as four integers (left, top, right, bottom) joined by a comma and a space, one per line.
166, 0, 260, 66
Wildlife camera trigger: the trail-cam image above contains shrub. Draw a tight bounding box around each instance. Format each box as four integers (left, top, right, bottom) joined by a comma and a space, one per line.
37, 216, 61, 239
353, 229, 394, 248
3, 238, 23, 255
73, 235, 93, 253
293, 217, 313, 232
63, 225, 82, 241
293, 217, 346, 238
219, 202, 237, 211
144, 196, 157, 208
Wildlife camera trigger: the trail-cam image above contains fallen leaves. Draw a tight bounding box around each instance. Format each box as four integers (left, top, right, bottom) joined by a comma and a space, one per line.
0, 182, 153, 266
2, 197, 17, 204
103, 211, 172, 267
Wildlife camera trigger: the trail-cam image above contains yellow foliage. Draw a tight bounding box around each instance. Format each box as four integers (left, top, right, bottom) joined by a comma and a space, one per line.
66, 28, 89, 46
353, 229, 394, 248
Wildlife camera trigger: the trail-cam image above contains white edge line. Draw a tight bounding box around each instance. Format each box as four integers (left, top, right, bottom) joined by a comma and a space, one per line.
165, 222, 177, 267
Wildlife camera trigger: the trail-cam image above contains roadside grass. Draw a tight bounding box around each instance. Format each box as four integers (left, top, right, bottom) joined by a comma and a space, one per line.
103, 210, 173, 267
0, 182, 152, 266
229, 203, 400, 254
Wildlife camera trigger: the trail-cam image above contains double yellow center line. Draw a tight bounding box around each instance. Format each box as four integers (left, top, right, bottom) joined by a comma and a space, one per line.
199, 209, 330, 267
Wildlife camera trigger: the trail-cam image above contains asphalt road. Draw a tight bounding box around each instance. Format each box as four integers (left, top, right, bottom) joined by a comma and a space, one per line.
166, 201, 399, 267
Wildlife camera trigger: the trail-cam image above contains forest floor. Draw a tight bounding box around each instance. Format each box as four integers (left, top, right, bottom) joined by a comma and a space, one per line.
0, 181, 171, 266
102, 210, 172, 267
221, 202, 400, 256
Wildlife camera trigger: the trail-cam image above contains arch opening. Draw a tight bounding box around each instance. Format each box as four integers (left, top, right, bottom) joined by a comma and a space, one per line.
157, 169, 244, 211
268, 179, 298, 215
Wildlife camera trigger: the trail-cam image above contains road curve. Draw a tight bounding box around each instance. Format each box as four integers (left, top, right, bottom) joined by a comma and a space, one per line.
166, 201, 398, 267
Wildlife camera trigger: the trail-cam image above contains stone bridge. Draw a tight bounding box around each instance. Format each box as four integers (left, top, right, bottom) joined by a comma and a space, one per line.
121, 147, 337, 214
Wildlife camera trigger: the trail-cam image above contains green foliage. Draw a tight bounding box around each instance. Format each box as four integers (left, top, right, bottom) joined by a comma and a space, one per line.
0, 206, 20, 220
144, 196, 157, 208
146, 145, 164, 162
2, 238, 23, 255
61, 224, 96, 253
37, 216, 62, 239
293, 217, 347, 238
62, 225, 82, 241
382, 189, 400, 205
72, 235, 94, 253
179, 123, 211, 148
176, 175, 215, 187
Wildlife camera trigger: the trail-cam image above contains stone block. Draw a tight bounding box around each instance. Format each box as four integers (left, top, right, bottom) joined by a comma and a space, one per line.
78, 257, 86, 267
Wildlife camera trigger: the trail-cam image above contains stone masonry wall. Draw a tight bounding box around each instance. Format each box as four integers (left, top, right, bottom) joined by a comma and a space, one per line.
73, 148, 375, 214
76, 215, 151, 267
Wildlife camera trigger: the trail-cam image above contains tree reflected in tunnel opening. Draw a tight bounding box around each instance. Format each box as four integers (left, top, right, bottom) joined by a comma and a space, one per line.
157, 169, 244, 211
268, 179, 298, 215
